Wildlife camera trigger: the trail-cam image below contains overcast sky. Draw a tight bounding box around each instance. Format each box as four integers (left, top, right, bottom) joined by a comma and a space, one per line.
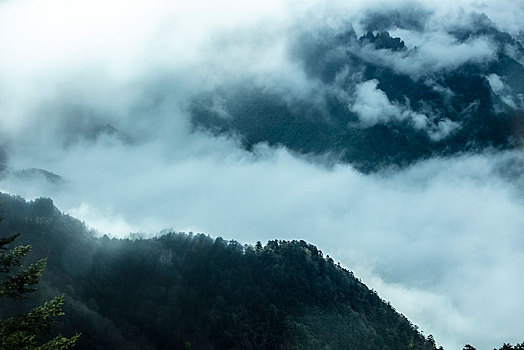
1, 0, 523, 349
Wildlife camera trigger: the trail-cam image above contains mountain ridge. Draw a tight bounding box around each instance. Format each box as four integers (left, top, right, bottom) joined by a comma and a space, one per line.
191, 17, 524, 172
0, 192, 440, 349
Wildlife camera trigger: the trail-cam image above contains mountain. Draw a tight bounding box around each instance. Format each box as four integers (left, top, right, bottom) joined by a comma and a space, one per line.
191, 13, 524, 172
12, 168, 65, 184
0, 193, 440, 350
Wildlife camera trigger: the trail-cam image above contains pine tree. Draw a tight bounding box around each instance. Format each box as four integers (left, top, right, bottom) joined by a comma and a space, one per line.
0, 232, 80, 349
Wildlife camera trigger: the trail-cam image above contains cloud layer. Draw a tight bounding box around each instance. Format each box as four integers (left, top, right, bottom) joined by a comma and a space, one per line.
349, 79, 460, 139
2, 132, 524, 349
1, 0, 524, 349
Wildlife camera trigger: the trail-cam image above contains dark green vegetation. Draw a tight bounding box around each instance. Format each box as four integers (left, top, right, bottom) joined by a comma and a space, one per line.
191, 14, 524, 172
464, 343, 524, 350
0, 193, 441, 350
0, 224, 79, 348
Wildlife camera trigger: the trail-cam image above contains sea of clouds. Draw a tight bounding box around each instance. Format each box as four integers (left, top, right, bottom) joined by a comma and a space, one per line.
1, 0, 523, 348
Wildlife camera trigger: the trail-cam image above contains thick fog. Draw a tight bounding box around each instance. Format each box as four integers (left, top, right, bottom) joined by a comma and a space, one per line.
1, 0, 523, 349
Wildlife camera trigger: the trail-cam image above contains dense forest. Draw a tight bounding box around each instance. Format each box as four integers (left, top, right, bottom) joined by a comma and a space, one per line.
0, 2, 523, 349
191, 15, 524, 173
0, 193, 442, 349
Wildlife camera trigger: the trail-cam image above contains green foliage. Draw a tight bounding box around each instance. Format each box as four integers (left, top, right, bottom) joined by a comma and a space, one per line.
494, 343, 524, 350
0, 193, 440, 350
0, 295, 80, 349
190, 28, 524, 173
0, 232, 46, 299
0, 218, 79, 349
6, 192, 519, 349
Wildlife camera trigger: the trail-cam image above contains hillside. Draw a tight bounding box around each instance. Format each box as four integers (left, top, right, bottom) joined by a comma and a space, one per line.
0, 193, 439, 349
191, 15, 524, 172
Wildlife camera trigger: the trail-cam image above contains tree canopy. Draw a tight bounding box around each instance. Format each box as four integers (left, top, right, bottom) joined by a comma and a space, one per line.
0, 225, 79, 349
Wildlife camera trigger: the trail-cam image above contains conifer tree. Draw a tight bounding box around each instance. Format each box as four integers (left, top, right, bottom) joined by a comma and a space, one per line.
0, 232, 80, 349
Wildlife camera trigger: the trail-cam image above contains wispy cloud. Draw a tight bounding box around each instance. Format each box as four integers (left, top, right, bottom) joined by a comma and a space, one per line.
0, 0, 523, 349
349, 79, 460, 139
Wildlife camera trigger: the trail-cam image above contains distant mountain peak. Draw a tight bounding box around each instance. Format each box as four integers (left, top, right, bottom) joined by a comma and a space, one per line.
359, 31, 407, 52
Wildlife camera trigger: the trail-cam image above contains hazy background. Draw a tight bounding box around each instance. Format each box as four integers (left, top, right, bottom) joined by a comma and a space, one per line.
1, 0, 523, 348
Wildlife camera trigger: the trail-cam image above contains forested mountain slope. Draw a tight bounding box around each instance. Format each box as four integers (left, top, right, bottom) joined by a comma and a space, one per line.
0, 193, 439, 349
191, 13, 524, 172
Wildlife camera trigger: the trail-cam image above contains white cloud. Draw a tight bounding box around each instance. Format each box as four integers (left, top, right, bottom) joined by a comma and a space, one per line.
349, 79, 460, 140
2, 131, 523, 349
352, 31, 497, 77
486, 73, 521, 109
0, 0, 523, 349
349, 79, 405, 126
487, 74, 505, 94
68, 202, 139, 237
428, 119, 461, 141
